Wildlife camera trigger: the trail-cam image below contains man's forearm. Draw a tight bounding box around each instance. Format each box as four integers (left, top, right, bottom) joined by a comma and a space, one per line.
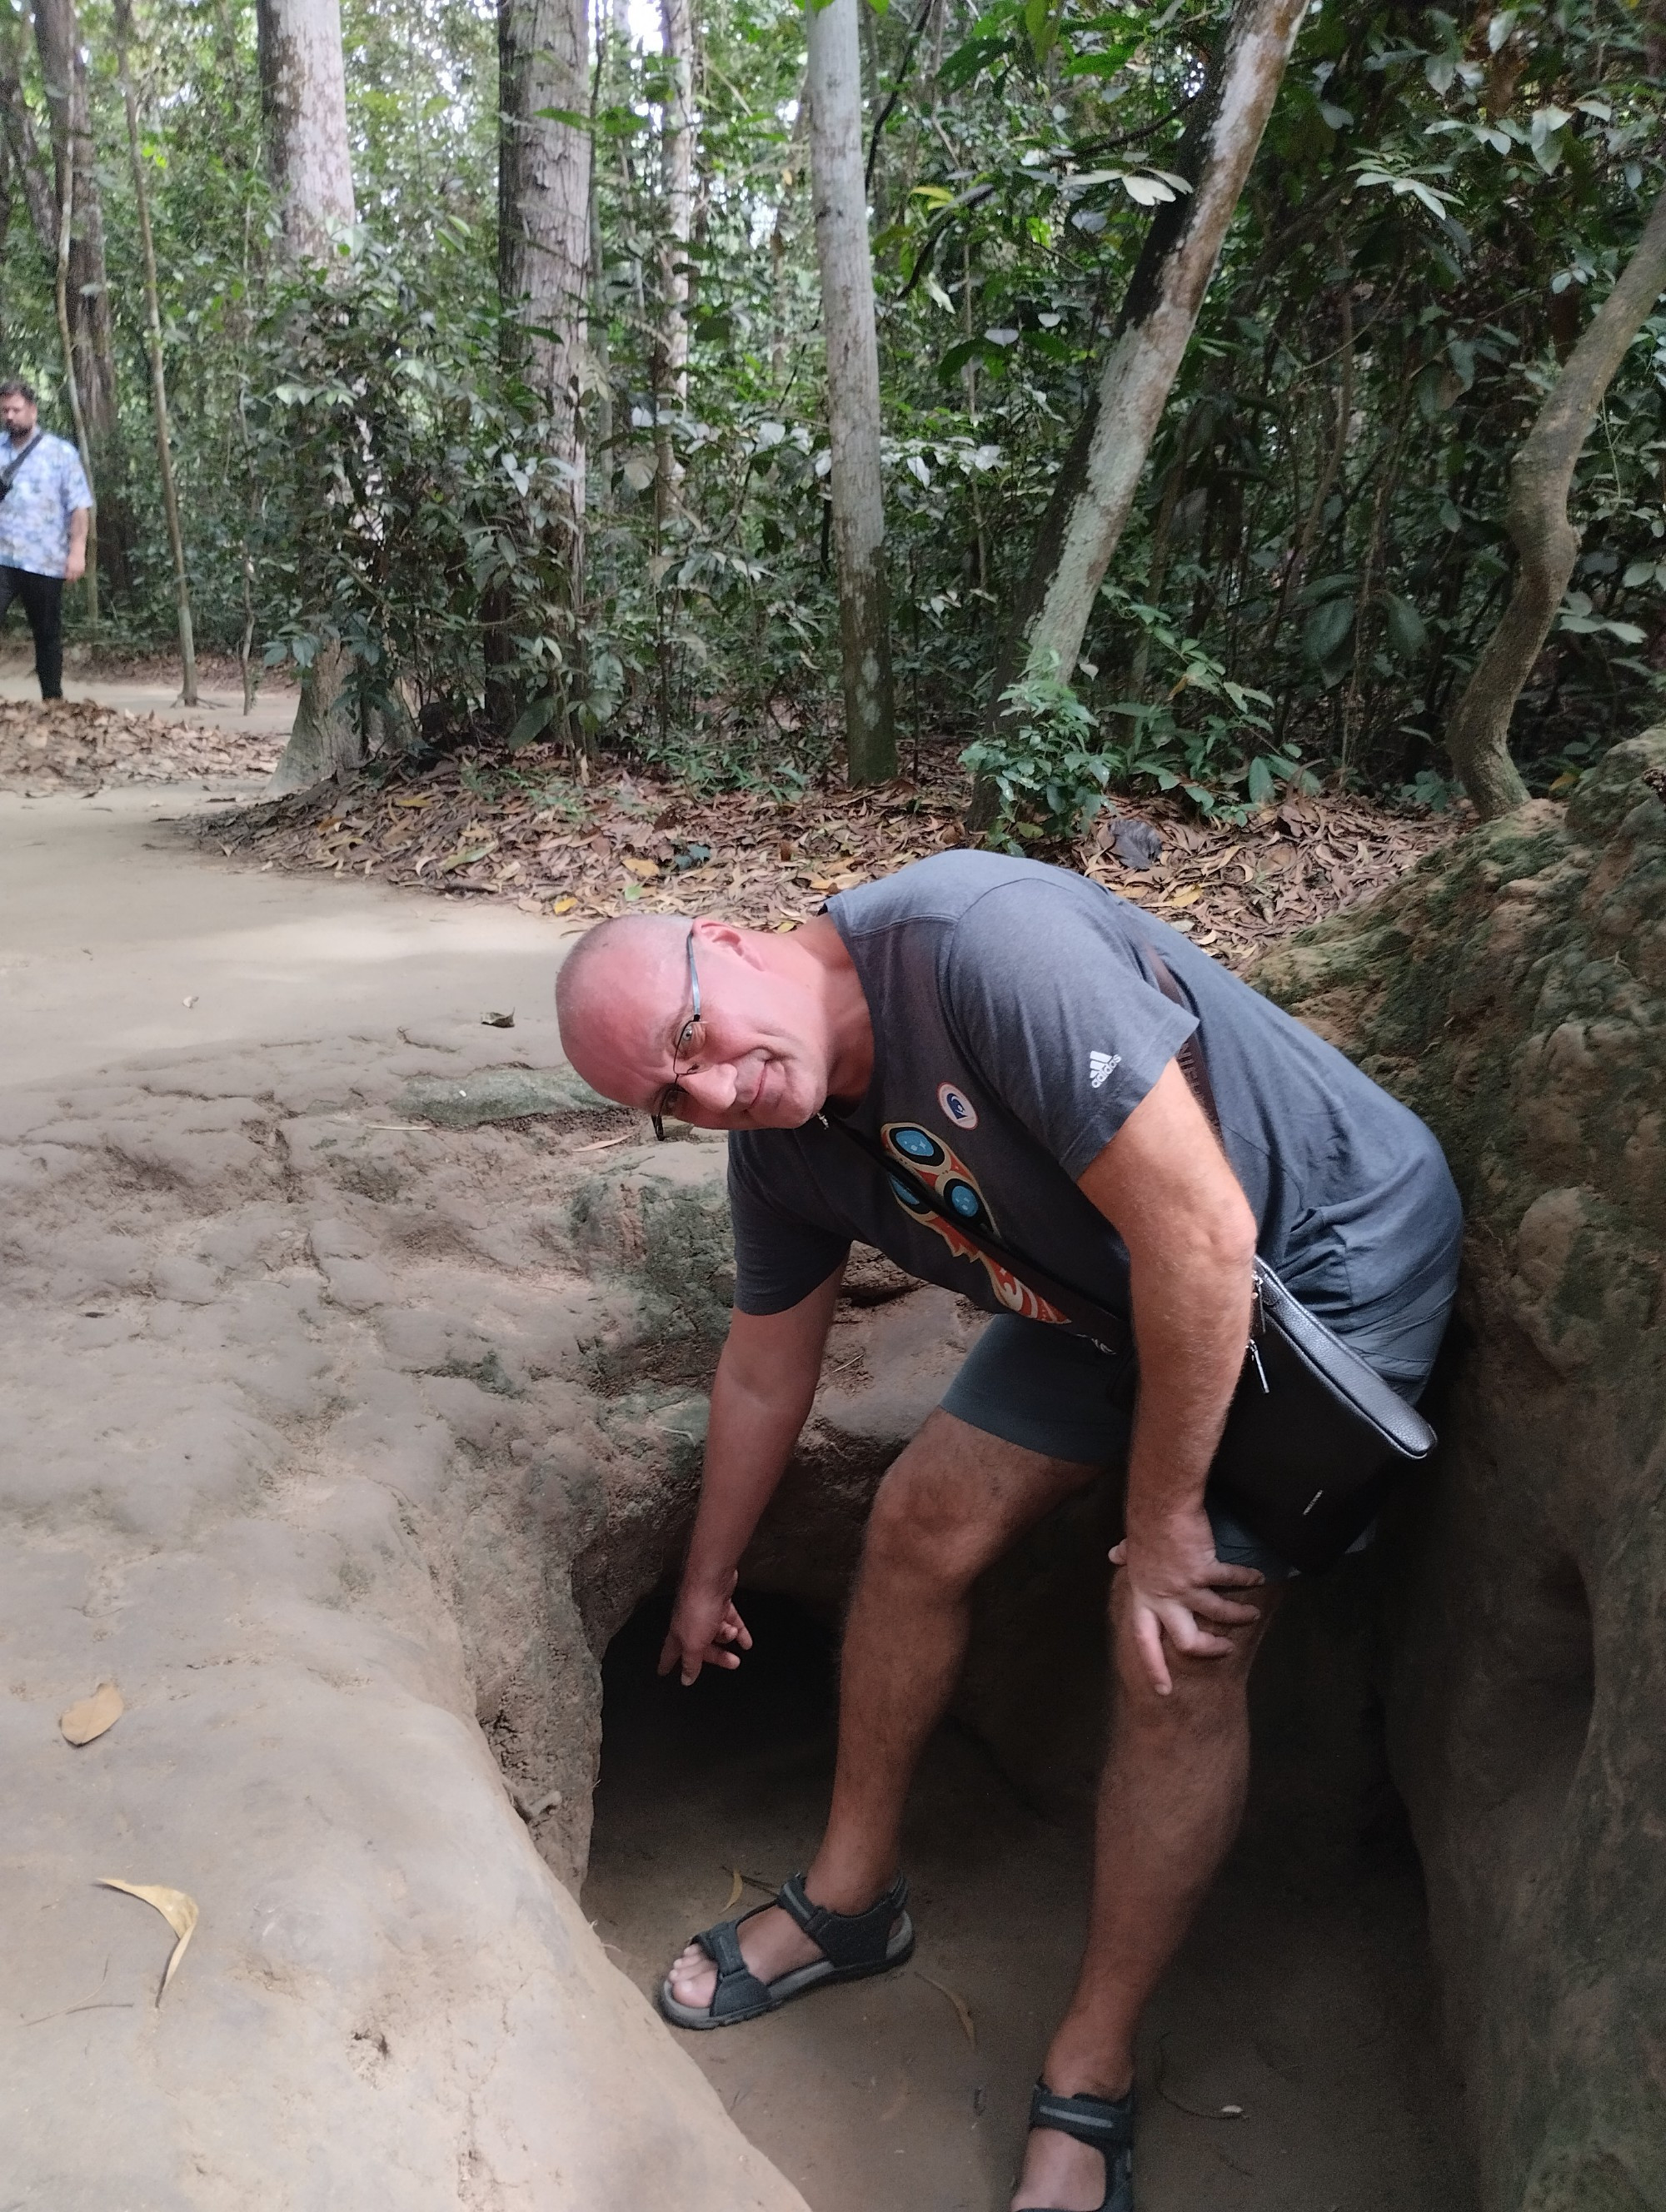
68, 508, 89, 555
1123, 1238, 1252, 1537
682, 1345, 822, 1587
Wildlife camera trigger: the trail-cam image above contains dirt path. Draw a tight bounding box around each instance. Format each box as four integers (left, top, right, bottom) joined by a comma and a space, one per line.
3, 785, 1476, 2212
0, 656, 298, 739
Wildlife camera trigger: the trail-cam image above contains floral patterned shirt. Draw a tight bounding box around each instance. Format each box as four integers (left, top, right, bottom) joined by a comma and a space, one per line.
0, 431, 92, 578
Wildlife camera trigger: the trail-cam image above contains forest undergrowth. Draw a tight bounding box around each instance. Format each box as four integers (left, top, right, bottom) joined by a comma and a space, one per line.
202, 735, 1458, 970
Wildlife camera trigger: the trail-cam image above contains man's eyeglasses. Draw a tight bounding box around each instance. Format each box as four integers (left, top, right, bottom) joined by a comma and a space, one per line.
651, 926, 701, 1140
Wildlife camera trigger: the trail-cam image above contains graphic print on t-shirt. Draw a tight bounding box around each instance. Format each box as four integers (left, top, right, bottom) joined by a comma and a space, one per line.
882, 1123, 1067, 1324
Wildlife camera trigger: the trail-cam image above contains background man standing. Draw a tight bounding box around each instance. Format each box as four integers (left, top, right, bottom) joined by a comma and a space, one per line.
0, 380, 92, 701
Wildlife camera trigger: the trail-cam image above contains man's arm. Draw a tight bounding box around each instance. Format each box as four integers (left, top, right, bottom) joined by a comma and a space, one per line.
64, 505, 89, 585
659, 1266, 845, 1685
1077, 1057, 1263, 1697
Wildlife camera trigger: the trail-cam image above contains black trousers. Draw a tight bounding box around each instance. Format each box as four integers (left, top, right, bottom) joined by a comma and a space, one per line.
0, 565, 65, 698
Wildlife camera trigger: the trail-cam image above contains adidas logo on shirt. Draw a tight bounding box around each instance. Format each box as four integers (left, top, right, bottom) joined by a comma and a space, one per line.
1088, 1051, 1121, 1088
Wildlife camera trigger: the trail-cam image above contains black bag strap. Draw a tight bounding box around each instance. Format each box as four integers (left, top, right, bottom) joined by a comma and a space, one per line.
816, 1110, 1130, 1353
1, 430, 42, 491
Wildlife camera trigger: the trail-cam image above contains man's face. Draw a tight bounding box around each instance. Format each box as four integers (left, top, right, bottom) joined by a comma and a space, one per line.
0, 393, 37, 438
569, 923, 837, 1133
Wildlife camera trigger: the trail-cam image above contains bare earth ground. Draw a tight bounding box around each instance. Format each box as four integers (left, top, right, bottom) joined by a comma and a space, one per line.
2, 688, 1474, 2210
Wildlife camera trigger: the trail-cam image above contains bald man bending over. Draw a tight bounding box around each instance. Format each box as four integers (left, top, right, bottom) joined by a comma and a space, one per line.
556, 851, 1459, 2212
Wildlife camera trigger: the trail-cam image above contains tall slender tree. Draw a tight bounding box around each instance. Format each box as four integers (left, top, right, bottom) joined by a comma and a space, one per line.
653, 0, 695, 520
1445, 185, 1666, 819
496, 0, 591, 733
989, 0, 1307, 726
256, 0, 355, 260
259, 0, 360, 790
114, 0, 197, 704
806, 0, 895, 785
32, 0, 125, 593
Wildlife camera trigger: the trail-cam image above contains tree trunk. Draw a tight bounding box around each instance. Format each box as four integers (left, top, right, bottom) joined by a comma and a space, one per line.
115, 0, 197, 705
989, 0, 1306, 721
653, 0, 694, 521
33, 0, 127, 595
0, 20, 55, 262
51, 120, 97, 625
806, 0, 895, 785
256, 0, 356, 259
259, 0, 360, 790
1445, 185, 1666, 819
496, 0, 591, 733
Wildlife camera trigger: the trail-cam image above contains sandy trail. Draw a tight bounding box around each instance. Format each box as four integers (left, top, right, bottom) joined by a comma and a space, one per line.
2, 784, 1475, 2211
0, 657, 299, 738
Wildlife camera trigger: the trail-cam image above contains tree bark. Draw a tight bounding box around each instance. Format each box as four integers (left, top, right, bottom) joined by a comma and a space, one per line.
51, 117, 96, 624
990, 0, 1306, 720
259, 0, 361, 790
33, 0, 126, 595
806, 0, 895, 785
498, 0, 590, 476
256, 0, 356, 260
1445, 185, 1666, 819
0, 17, 56, 262
496, 0, 591, 732
653, 0, 694, 520
115, 0, 197, 705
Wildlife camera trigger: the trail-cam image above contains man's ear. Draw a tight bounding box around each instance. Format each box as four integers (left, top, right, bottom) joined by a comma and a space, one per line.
694, 919, 761, 969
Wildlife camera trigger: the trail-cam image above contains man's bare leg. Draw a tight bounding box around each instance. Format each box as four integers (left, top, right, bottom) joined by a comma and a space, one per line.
1010, 1572, 1282, 2212
665, 1409, 1096, 2010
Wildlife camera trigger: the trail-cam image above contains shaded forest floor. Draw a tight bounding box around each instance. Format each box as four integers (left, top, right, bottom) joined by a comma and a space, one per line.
202, 735, 1463, 970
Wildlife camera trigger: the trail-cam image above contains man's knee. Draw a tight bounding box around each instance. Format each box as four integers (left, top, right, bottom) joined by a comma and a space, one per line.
863, 1412, 1092, 1592
1108, 1569, 1279, 1719
865, 1452, 993, 1591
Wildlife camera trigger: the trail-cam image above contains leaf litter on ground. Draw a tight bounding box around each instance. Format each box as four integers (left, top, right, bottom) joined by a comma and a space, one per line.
97, 1879, 199, 2005
0, 697, 277, 789
201, 735, 1462, 976
59, 1680, 124, 1746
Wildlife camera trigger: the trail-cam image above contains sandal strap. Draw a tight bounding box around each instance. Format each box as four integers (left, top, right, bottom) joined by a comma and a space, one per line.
1028, 2081, 1135, 2153
694, 1911, 772, 2021
776, 1871, 908, 1971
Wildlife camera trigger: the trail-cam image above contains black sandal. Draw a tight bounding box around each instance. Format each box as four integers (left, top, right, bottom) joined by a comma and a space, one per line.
1016, 2080, 1135, 2212
658, 1871, 914, 2030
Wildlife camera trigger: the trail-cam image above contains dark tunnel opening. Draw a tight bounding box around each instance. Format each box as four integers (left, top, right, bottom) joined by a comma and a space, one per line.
583, 1577, 1479, 2212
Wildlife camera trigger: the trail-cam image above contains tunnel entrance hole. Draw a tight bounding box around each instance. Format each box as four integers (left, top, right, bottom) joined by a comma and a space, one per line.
581, 1567, 1478, 2212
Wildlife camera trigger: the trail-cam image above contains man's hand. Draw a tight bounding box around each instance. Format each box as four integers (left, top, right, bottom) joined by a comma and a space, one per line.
64, 548, 85, 584
658, 1567, 754, 1686
1110, 1502, 1264, 1697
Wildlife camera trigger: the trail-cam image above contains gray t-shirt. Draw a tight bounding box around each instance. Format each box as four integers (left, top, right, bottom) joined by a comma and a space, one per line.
728, 853, 1459, 1346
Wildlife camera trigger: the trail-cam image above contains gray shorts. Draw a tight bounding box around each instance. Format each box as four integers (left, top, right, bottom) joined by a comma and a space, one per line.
939, 1252, 1459, 1581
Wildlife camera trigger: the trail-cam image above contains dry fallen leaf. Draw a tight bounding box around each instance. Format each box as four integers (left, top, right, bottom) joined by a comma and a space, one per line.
916, 1970, 976, 2047
98, 1879, 198, 2005
59, 1681, 123, 1746
723, 1867, 744, 1911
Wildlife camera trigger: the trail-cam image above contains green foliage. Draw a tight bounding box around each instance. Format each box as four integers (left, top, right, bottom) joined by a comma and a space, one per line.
961, 664, 1110, 847
1, 0, 1661, 815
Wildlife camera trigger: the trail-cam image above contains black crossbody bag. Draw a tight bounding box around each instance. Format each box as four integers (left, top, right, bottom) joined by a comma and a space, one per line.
820, 951, 1436, 1573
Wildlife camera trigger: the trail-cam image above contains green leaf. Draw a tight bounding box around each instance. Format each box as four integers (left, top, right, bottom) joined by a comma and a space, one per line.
1246, 755, 1276, 806
1303, 594, 1354, 667
507, 695, 557, 749
1384, 593, 1429, 660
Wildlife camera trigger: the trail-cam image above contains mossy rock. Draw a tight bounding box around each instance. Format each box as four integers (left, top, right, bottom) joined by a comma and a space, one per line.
393, 1064, 625, 1129
1251, 729, 1666, 2212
